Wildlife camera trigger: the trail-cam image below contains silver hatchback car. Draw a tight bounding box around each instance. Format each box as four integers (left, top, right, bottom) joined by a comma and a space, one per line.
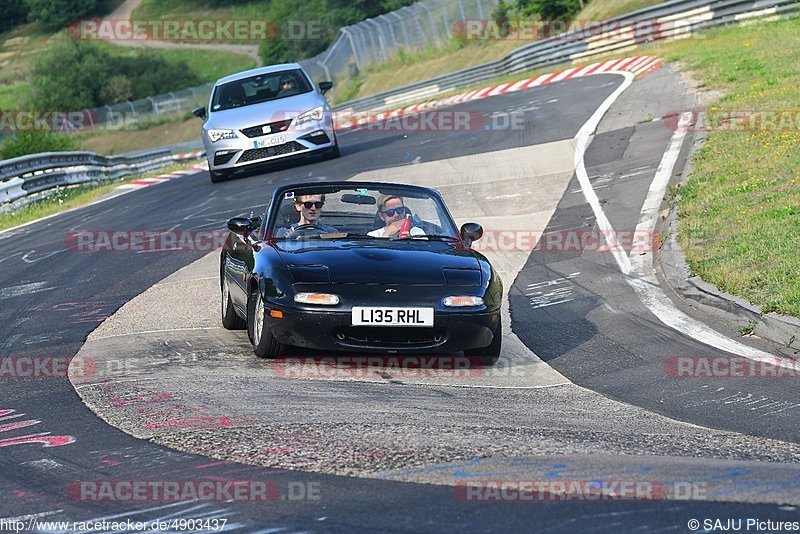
193, 63, 339, 183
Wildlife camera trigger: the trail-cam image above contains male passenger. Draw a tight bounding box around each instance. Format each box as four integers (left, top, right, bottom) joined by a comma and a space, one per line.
368, 194, 425, 238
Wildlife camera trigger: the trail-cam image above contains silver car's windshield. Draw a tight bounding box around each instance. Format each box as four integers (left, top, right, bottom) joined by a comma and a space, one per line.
210, 69, 313, 112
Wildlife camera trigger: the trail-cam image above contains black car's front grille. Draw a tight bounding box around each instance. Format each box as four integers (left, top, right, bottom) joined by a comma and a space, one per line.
240, 118, 293, 138
336, 326, 447, 347
236, 141, 306, 163
213, 151, 236, 166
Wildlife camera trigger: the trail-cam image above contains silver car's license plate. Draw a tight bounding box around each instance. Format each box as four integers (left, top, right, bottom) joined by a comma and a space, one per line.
254, 136, 285, 149
352, 307, 434, 327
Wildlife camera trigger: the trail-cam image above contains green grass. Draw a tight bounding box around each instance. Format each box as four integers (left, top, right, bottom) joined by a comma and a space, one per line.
133, 0, 273, 43
0, 82, 29, 108
330, 38, 521, 104
91, 41, 255, 84
134, 0, 271, 21
0, 161, 198, 231
578, 0, 664, 21
644, 18, 800, 317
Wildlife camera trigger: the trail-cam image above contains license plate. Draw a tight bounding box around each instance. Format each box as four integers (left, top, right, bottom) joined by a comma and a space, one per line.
352, 307, 434, 327
254, 135, 285, 149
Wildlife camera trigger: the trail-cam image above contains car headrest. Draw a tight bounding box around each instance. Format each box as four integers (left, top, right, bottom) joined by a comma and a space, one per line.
277, 203, 300, 227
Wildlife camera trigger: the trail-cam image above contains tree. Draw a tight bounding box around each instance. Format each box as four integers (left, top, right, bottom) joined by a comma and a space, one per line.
516, 0, 583, 21
99, 75, 134, 104
25, 0, 97, 31
0, 0, 29, 33
29, 38, 110, 110
29, 38, 200, 109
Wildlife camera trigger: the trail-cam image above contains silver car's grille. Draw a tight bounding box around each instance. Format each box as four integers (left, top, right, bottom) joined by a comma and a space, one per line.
237, 141, 306, 163
240, 118, 293, 138
213, 152, 236, 166
300, 131, 330, 146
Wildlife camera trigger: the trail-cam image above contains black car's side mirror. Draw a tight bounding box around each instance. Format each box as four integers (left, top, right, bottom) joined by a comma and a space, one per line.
319, 81, 333, 95
192, 106, 207, 120
228, 217, 255, 235
460, 222, 483, 247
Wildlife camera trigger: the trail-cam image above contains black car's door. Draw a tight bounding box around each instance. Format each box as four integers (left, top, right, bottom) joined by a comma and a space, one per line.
224, 226, 258, 312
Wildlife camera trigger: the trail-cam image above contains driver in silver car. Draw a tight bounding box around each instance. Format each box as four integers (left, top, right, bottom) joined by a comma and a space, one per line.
276, 194, 337, 237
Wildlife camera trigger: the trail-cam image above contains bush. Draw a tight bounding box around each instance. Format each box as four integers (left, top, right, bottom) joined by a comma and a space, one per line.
259, 0, 417, 65
0, 0, 29, 33
29, 38, 110, 110
99, 75, 134, 104
0, 131, 79, 159
516, 0, 583, 22
29, 38, 201, 110
25, 0, 97, 31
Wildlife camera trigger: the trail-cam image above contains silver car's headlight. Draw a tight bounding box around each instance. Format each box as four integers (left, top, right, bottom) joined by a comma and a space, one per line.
207, 129, 237, 142
296, 107, 324, 126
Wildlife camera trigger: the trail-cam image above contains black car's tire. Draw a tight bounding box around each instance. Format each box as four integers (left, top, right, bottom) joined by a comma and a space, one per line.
221, 277, 246, 330
464, 318, 502, 366
250, 291, 284, 359
210, 169, 229, 183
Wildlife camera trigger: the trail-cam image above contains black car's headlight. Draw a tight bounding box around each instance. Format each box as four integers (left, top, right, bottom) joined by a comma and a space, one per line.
294, 292, 340, 305
443, 296, 484, 307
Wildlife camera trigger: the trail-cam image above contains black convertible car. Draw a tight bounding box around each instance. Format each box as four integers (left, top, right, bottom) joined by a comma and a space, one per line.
220, 181, 503, 364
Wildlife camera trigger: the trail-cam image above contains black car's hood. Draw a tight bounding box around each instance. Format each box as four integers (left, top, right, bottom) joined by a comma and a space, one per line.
273, 240, 482, 286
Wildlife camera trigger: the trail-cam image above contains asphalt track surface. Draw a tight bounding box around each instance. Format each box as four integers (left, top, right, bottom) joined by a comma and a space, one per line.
1, 71, 799, 531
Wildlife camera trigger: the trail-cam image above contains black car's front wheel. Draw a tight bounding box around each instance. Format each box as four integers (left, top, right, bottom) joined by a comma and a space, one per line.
464, 318, 502, 366
221, 276, 246, 330
250, 291, 284, 359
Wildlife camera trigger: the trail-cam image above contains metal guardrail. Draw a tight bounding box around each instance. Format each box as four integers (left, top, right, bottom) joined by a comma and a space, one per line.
0, 148, 203, 209
333, 0, 799, 112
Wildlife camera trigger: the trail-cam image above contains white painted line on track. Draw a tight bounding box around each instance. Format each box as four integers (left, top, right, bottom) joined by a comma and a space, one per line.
573, 71, 636, 274
572, 74, 782, 363
628, 113, 781, 364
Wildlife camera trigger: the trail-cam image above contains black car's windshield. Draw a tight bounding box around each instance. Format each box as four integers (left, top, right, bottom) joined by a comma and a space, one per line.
210, 69, 313, 112
268, 186, 459, 241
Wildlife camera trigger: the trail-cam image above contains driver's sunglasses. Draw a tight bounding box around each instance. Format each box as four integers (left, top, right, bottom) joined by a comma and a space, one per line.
382, 206, 408, 217
299, 201, 324, 209
281, 80, 294, 86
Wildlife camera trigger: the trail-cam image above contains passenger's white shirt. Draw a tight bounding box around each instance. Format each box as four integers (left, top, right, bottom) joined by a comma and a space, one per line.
367, 226, 425, 238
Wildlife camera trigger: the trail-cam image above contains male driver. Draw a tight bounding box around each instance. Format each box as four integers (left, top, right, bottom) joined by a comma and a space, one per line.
277, 194, 337, 237
368, 194, 425, 238
277, 76, 298, 97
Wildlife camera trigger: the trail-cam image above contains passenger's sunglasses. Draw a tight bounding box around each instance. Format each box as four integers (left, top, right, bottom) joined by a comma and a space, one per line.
381, 206, 409, 217
299, 201, 324, 209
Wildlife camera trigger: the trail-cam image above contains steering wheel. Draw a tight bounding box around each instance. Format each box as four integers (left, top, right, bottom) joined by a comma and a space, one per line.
286, 223, 328, 238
